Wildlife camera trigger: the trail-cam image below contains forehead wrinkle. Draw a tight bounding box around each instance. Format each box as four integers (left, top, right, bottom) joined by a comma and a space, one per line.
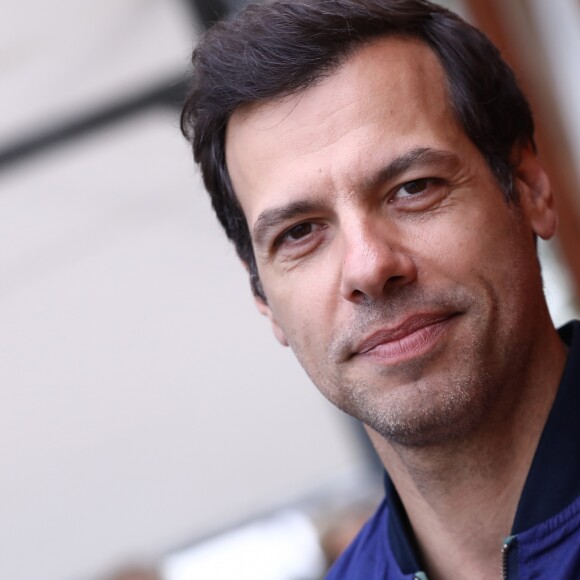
266, 100, 363, 165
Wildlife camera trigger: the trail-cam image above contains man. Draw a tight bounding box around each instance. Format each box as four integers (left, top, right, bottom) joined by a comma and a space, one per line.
181, 0, 580, 577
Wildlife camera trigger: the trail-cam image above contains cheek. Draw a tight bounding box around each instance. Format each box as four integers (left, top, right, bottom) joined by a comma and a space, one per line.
419, 204, 511, 272
401, 219, 472, 283
262, 267, 338, 346
425, 207, 537, 313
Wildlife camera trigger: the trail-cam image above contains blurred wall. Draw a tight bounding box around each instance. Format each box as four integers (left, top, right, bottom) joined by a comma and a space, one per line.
0, 4, 364, 580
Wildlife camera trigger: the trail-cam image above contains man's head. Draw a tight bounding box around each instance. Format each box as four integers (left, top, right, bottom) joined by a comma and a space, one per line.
181, 0, 535, 301
182, 0, 557, 446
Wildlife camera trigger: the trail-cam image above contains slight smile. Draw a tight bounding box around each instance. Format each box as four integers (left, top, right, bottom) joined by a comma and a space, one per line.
355, 313, 458, 365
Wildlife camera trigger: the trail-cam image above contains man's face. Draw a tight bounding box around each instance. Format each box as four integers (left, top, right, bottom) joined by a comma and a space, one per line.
225, 37, 556, 446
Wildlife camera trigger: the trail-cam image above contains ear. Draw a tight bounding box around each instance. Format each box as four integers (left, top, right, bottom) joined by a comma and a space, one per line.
254, 295, 289, 347
514, 146, 557, 240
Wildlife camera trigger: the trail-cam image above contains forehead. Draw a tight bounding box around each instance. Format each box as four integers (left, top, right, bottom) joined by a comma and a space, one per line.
230, 35, 448, 117
226, 36, 463, 222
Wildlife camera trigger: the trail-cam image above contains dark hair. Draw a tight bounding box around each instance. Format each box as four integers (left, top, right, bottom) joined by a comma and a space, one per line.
181, 0, 535, 301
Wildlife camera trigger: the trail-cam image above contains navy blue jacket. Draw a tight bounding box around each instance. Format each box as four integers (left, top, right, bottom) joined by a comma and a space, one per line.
328, 321, 580, 579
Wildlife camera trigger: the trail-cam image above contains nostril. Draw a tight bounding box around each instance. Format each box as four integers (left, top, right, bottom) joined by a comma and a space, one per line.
388, 274, 407, 285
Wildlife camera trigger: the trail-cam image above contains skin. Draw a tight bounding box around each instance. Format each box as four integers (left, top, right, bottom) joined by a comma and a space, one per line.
225, 37, 567, 578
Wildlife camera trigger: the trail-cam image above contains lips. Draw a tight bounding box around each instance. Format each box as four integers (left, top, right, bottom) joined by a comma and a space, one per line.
355, 313, 456, 361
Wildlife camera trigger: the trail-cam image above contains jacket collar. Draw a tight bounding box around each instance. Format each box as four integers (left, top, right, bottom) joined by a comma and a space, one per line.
512, 320, 580, 532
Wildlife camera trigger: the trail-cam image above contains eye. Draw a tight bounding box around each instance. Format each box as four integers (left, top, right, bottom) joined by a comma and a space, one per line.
274, 221, 326, 254
393, 178, 431, 199
284, 222, 314, 241
388, 178, 450, 208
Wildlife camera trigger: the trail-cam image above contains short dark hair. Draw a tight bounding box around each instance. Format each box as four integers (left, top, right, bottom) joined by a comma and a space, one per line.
181, 0, 535, 301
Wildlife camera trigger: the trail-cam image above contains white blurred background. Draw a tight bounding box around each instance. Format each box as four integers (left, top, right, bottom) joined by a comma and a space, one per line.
0, 1, 578, 580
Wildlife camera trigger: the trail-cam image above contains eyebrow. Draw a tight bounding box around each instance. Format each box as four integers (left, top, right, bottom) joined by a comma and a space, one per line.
252, 200, 325, 248
251, 147, 461, 247
362, 147, 462, 190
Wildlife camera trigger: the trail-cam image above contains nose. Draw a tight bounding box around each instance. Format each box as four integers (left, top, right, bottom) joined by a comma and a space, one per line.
340, 220, 417, 303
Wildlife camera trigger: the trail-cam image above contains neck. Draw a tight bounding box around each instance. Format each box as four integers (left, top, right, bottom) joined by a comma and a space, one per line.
368, 322, 568, 580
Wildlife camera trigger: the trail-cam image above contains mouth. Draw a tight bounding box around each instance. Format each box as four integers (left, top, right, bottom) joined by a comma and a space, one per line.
354, 313, 458, 364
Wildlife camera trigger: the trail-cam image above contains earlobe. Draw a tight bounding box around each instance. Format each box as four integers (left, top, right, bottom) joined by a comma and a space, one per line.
514, 146, 557, 240
254, 296, 289, 347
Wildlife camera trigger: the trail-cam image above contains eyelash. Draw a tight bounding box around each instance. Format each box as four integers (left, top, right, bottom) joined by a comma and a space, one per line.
275, 222, 322, 248
390, 177, 444, 201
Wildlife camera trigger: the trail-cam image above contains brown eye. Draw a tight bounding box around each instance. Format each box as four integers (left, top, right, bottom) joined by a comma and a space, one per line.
401, 179, 429, 195
390, 178, 441, 203
274, 222, 325, 254
389, 177, 449, 210
285, 222, 313, 240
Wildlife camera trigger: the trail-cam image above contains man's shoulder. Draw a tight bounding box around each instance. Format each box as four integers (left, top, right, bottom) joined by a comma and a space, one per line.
326, 499, 415, 580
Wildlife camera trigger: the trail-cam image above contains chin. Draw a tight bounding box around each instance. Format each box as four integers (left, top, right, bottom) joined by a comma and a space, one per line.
345, 371, 496, 448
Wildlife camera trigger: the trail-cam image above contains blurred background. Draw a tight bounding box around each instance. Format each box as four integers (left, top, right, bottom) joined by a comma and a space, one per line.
1, 1, 579, 579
